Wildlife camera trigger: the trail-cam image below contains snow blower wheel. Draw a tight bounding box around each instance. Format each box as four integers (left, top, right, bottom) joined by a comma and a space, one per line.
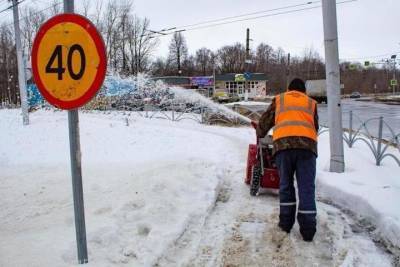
250, 163, 261, 196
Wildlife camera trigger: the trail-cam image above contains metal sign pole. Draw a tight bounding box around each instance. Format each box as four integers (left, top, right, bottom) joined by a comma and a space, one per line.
64, 0, 88, 264
68, 110, 88, 264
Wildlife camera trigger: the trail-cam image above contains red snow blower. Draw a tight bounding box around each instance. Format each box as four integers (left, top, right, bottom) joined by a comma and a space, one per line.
245, 122, 280, 195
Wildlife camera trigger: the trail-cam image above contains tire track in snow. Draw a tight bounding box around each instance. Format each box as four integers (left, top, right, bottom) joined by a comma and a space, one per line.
153, 125, 252, 266
96, 115, 393, 266
149, 121, 394, 266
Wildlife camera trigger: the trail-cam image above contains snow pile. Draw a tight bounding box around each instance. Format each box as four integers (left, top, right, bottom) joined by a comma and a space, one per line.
1, 109, 399, 266
0, 109, 250, 266
316, 132, 400, 250
101, 74, 137, 96
27, 75, 137, 107
26, 73, 251, 124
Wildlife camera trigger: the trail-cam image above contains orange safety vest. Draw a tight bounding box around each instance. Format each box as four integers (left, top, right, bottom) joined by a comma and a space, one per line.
273, 90, 317, 141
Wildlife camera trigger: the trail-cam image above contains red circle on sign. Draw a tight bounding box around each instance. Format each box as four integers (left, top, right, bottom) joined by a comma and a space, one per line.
32, 14, 107, 110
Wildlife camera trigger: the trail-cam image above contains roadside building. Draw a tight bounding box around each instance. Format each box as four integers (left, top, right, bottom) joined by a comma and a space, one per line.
151, 76, 212, 97
151, 73, 267, 100
214, 73, 267, 99
151, 76, 191, 89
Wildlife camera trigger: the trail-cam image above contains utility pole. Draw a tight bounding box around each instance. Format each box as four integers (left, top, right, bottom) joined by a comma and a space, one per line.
212, 65, 216, 98
286, 53, 291, 89
177, 46, 181, 76
322, 0, 345, 173
10, 0, 29, 125
391, 55, 397, 94
245, 28, 250, 101
64, 0, 88, 264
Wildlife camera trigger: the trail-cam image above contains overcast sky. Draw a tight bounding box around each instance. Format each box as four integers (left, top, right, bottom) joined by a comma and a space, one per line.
1, 0, 398, 63
133, 0, 399, 62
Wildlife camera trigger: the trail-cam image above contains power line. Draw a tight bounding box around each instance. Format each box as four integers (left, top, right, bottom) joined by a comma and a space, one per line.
147, 1, 321, 36
145, 0, 356, 38
0, 0, 14, 14
340, 52, 400, 61
2, 0, 61, 27
175, 1, 321, 30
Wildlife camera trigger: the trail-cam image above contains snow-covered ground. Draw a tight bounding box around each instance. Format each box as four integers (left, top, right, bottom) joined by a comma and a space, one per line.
0, 109, 399, 266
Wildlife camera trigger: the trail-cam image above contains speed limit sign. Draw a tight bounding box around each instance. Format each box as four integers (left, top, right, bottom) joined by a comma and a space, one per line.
32, 14, 106, 109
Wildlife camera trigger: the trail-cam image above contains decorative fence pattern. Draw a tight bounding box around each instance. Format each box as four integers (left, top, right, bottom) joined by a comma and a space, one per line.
342, 111, 400, 166
230, 105, 400, 167
85, 102, 400, 166
102, 103, 249, 126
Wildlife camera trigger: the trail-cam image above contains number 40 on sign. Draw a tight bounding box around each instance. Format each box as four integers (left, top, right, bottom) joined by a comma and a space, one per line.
32, 14, 106, 110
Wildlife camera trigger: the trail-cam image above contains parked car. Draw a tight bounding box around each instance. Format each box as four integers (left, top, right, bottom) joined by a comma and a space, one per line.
350, 91, 361, 99
213, 92, 230, 103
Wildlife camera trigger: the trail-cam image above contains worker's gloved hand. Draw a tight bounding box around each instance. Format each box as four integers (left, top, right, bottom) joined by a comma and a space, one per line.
256, 128, 265, 138
252, 121, 264, 138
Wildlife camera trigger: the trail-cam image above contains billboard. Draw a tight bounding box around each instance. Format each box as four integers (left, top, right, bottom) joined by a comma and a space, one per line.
190, 77, 213, 86
234, 74, 246, 82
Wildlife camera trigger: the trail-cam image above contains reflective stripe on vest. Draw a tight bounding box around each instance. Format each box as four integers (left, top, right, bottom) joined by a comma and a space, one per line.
274, 120, 315, 131
273, 91, 317, 141
277, 94, 314, 115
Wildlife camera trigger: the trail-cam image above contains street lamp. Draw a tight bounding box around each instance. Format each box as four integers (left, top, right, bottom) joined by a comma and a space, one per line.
391, 55, 397, 94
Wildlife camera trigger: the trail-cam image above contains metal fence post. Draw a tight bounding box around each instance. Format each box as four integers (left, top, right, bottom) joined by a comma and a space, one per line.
349, 110, 353, 148
376, 116, 383, 166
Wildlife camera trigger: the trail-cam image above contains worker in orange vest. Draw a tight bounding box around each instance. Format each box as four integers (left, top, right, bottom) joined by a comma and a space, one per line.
256, 78, 319, 242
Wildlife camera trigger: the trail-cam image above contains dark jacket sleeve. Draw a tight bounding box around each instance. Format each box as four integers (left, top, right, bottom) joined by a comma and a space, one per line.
314, 104, 319, 132
256, 98, 276, 138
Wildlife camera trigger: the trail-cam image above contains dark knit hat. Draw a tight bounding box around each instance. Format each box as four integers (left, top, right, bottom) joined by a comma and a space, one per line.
288, 78, 306, 92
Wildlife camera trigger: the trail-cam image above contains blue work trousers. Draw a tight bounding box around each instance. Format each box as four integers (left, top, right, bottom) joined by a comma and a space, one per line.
275, 149, 317, 240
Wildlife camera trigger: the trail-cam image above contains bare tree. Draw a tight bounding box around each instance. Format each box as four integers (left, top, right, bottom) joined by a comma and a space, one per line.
103, 0, 119, 69
168, 32, 188, 75
93, 0, 104, 29
81, 0, 91, 18
118, 0, 134, 73
151, 57, 167, 76
127, 16, 158, 75
182, 55, 196, 76
20, 6, 46, 59
255, 43, 273, 74
195, 47, 213, 76
216, 43, 246, 73
49, 0, 62, 16
0, 24, 18, 106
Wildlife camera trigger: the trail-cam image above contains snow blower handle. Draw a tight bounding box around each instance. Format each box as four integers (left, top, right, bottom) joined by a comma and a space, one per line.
251, 120, 258, 129
251, 121, 265, 174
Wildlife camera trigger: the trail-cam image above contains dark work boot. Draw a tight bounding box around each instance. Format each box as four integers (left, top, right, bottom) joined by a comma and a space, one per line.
300, 227, 316, 242
278, 222, 291, 234
278, 204, 296, 234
